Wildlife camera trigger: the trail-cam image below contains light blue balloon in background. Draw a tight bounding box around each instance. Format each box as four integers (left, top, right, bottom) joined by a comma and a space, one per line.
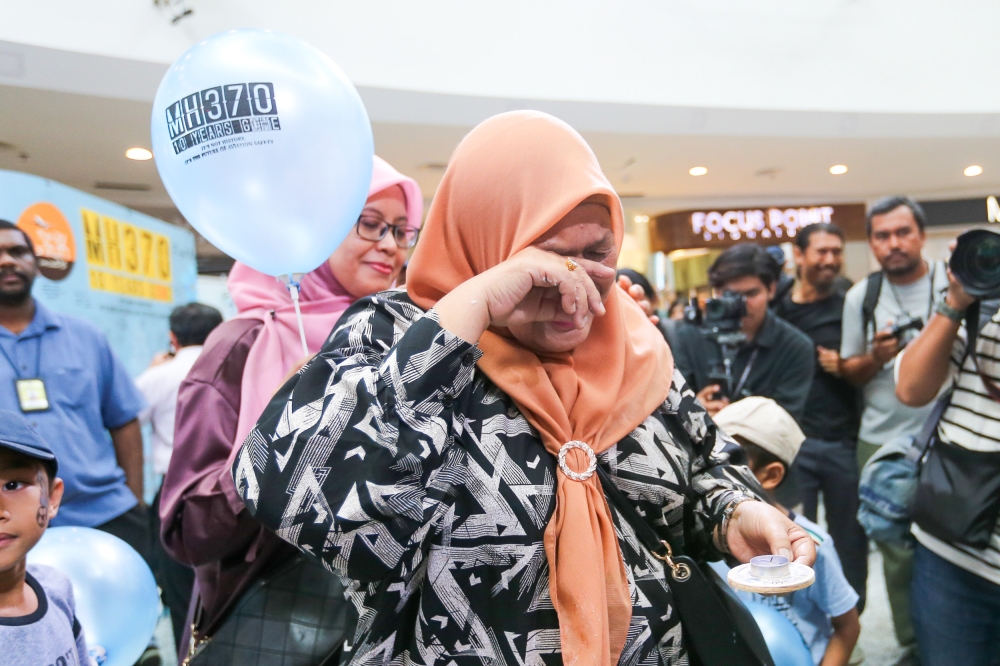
744, 601, 814, 666
151, 29, 374, 277
27, 527, 160, 666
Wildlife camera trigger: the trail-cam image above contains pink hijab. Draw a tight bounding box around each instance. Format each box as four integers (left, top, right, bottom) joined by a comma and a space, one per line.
229, 156, 422, 445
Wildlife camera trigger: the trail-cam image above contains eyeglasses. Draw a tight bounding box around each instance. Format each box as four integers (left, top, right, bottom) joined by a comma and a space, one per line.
355, 215, 419, 249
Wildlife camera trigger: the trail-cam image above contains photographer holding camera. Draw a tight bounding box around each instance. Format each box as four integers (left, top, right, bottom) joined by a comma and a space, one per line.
894, 230, 1000, 666
672, 243, 814, 419
839, 197, 949, 661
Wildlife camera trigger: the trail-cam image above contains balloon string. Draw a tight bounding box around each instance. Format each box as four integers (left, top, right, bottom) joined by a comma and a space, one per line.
278, 274, 310, 357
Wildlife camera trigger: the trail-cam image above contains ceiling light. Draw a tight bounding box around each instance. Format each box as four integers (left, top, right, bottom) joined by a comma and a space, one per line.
829, 164, 848, 175
689, 166, 708, 176
125, 147, 153, 161
634, 215, 649, 224
965, 165, 983, 177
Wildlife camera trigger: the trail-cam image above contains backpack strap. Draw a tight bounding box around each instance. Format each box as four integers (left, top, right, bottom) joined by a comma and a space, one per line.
862, 270, 883, 340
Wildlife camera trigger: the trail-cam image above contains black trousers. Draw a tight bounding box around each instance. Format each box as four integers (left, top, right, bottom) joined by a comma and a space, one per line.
785, 436, 869, 613
94, 502, 153, 565
150, 490, 195, 652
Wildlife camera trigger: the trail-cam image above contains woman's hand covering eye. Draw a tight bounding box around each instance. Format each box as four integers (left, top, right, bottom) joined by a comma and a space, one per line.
435, 247, 614, 344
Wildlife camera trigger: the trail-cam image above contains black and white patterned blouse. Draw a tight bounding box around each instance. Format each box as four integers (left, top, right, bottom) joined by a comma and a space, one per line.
234, 290, 760, 665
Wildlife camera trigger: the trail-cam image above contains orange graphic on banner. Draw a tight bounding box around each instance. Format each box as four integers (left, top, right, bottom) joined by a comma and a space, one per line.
16, 203, 76, 281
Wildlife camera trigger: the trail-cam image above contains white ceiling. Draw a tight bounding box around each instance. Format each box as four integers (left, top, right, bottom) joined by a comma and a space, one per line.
3, 1, 1000, 114
2, 5, 1000, 262
3, 84, 998, 217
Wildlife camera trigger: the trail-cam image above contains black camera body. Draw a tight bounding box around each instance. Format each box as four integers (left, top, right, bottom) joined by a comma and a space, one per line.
889, 314, 924, 340
702, 292, 749, 347
700, 292, 749, 399
951, 229, 1000, 299
706, 368, 733, 399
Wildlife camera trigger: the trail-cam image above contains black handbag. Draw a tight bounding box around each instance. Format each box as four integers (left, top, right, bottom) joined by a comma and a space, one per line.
912, 300, 1000, 549
183, 552, 354, 666
912, 437, 1000, 548
596, 464, 774, 666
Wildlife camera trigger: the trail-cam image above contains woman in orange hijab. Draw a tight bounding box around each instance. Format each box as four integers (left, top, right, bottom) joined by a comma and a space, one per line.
235, 111, 814, 665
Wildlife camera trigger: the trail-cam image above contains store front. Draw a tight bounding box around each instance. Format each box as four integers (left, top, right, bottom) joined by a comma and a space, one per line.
648, 202, 868, 300
640, 195, 1000, 307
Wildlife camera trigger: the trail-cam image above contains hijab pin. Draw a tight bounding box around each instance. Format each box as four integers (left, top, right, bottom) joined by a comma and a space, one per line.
558, 440, 597, 481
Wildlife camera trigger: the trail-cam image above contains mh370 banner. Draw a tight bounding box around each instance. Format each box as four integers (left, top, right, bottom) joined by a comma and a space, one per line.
0, 169, 197, 378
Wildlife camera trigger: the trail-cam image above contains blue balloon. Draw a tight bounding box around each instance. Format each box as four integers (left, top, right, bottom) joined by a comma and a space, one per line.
27, 527, 160, 666
151, 29, 374, 277
744, 601, 814, 666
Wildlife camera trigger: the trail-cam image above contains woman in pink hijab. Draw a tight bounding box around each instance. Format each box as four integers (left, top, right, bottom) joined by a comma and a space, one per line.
159, 156, 422, 653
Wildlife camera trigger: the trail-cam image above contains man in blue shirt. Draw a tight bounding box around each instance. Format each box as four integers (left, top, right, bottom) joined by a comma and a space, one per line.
0, 220, 147, 557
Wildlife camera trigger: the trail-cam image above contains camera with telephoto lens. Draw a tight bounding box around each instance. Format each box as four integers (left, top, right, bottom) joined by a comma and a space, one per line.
888, 314, 924, 340
950, 229, 1000, 299
700, 292, 749, 399
702, 292, 748, 346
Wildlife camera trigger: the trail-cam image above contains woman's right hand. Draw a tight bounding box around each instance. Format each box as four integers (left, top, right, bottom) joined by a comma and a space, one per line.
436, 247, 612, 344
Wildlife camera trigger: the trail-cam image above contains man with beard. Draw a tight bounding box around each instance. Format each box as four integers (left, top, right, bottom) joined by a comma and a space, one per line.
772, 224, 867, 617
0, 220, 147, 556
839, 197, 949, 665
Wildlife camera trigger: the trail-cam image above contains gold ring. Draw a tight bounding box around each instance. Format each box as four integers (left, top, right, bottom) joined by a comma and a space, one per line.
566, 258, 579, 272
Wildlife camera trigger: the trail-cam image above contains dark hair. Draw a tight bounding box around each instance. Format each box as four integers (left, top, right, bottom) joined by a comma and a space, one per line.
732, 435, 787, 486
169, 303, 223, 347
708, 243, 779, 289
615, 268, 655, 301
0, 219, 34, 255
794, 223, 844, 251
0, 447, 56, 483
866, 196, 926, 237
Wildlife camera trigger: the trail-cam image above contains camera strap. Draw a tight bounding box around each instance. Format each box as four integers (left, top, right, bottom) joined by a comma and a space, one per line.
866, 262, 945, 340
733, 348, 759, 398
886, 261, 937, 322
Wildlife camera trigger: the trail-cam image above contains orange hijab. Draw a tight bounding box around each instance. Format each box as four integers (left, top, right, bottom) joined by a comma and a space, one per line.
407, 111, 674, 664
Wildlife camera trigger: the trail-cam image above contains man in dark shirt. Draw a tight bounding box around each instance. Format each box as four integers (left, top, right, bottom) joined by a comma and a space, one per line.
673, 243, 814, 421
772, 223, 867, 612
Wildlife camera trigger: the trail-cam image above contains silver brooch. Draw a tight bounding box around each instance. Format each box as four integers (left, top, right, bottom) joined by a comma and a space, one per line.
558, 440, 597, 481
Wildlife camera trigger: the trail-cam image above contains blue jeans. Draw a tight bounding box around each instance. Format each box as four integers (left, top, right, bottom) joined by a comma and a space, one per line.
911, 543, 1000, 666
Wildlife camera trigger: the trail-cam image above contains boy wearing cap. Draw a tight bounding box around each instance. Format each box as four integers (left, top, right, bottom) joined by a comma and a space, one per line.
714, 397, 861, 666
0, 409, 89, 666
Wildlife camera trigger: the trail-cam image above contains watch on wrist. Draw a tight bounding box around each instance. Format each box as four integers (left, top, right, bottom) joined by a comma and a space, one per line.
936, 299, 966, 323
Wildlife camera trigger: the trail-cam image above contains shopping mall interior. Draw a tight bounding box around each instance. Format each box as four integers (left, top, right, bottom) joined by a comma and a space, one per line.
3, 2, 999, 300
5, 4, 1000, 666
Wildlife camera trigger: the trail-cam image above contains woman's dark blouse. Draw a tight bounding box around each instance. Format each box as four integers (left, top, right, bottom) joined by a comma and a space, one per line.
234, 290, 760, 665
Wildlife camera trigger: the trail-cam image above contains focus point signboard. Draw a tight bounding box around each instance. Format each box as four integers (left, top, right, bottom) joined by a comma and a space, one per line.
651, 203, 866, 253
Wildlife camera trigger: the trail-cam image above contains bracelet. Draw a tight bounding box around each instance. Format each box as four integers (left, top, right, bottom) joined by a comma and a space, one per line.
717, 496, 757, 554
935, 299, 966, 323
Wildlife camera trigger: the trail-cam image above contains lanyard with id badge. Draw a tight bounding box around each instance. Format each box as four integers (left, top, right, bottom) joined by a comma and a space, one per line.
0, 337, 49, 412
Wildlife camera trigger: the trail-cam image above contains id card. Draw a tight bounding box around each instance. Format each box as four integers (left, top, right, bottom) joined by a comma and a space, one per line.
15, 378, 50, 412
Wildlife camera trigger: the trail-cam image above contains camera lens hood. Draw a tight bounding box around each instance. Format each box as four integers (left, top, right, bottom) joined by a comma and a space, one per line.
950, 228, 1000, 299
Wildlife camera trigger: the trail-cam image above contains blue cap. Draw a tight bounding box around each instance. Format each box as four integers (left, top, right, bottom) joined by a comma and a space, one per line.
0, 409, 57, 474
